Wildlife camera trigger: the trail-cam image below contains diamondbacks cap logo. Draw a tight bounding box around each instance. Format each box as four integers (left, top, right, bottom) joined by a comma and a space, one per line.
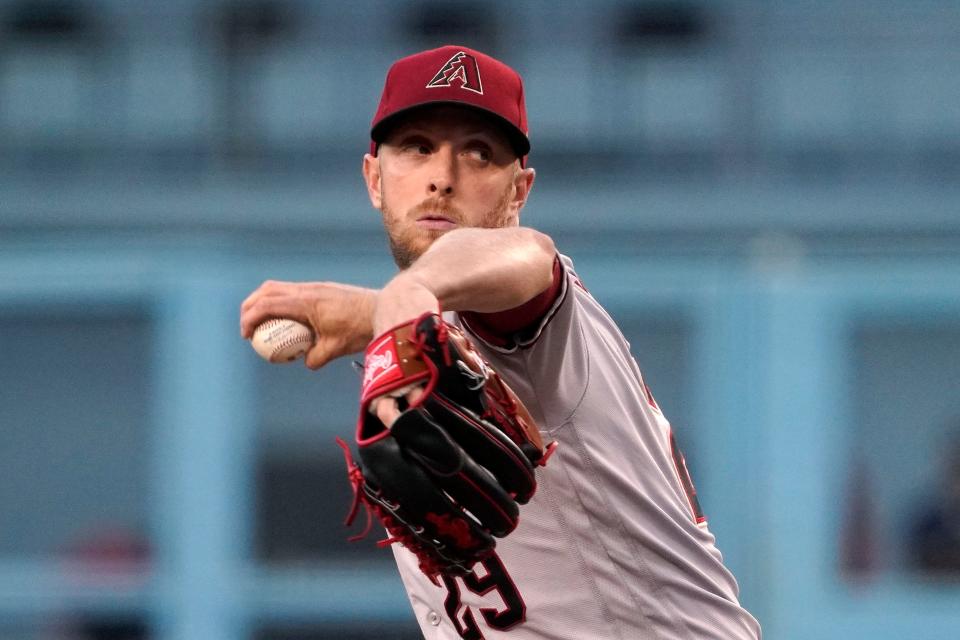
426, 51, 483, 95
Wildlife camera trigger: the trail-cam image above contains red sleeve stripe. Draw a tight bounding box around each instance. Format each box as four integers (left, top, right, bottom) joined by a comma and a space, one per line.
460, 255, 563, 348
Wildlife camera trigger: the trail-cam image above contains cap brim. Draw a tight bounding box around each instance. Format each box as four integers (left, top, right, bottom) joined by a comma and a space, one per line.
371, 101, 530, 158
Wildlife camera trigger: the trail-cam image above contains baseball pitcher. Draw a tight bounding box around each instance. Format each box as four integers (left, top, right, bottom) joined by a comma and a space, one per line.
241, 45, 762, 640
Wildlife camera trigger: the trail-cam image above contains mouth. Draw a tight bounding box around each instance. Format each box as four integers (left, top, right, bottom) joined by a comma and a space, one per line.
416, 215, 457, 231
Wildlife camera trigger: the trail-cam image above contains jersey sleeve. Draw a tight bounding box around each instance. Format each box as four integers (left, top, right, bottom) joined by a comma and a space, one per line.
458, 254, 565, 350
457, 254, 591, 428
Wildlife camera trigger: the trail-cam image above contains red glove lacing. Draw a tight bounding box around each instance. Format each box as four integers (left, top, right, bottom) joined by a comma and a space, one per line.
336, 436, 448, 581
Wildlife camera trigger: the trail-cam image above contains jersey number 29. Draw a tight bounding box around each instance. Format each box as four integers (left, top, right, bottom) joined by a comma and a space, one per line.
441, 553, 525, 639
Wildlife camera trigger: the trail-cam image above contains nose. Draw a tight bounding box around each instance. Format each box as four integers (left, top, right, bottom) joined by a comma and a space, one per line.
428, 145, 456, 196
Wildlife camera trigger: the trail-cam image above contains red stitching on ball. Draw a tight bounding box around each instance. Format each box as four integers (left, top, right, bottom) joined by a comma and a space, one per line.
271, 333, 312, 358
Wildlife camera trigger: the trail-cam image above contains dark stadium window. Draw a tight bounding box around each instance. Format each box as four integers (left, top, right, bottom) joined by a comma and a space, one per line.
405, 1, 497, 52
255, 451, 400, 564
844, 321, 960, 580
0, 312, 152, 557
210, 1, 300, 159
0, 311, 153, 637
215, 0, 297, 53
70, 617, 150, 640
615, 2, 709, 47
0, 0, 107, 150
3, 0, 94, 41
253, 355, 398, 565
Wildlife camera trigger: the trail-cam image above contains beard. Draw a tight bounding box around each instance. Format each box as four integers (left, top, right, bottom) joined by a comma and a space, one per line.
381, 183, 515, 270
387, 227, 443, 270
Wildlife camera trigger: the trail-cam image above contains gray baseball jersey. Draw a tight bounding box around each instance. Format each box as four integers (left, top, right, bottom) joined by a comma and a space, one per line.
392, 254, 761, 639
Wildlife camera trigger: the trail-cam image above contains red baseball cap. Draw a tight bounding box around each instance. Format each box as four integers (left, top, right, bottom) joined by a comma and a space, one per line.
370, 45, 530, 160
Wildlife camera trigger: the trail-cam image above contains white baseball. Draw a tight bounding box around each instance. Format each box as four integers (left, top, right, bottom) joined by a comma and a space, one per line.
251, 318, 315, 363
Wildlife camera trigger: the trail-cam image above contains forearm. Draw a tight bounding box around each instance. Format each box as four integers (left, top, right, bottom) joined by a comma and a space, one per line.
399, 227, 556, 313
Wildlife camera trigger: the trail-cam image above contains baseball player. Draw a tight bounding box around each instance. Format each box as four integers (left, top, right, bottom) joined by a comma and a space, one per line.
240, 45, 761, 639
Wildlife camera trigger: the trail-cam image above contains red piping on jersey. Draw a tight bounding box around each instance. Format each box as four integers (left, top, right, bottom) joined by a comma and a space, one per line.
460, 255, 563, 347
667, 429, 707, 525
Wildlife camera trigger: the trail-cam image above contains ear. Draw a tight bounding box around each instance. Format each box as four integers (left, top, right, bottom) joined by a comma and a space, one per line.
510, 166, 536, 217
362, 153, 382, 210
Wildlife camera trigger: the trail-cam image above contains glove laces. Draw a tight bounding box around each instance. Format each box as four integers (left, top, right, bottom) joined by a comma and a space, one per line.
336, 436, 447, 581
410, 312, 453, 367
336, 437, 374, 542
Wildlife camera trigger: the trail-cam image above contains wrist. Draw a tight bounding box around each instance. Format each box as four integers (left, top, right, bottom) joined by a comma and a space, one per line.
357, 287, 379, 339
373, 274, 440, 336
392, 268, 436, 297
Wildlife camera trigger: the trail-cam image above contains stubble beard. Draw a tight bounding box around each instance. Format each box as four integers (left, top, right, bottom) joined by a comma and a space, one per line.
381, 183, 515, 270
386, 225, 443, 270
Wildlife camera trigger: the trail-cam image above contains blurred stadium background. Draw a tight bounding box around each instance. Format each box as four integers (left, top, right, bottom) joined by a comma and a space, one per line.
1, 0, 959, 638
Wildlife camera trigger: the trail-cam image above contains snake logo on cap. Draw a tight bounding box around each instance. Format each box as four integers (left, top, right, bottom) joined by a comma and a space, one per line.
426, 51, 483, 95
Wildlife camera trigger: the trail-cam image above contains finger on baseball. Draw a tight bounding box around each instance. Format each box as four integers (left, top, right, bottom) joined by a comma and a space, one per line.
241, 280, 282, 312
240, 297, 306, 338
240, 292, 270, 337
240, 280, 297, 324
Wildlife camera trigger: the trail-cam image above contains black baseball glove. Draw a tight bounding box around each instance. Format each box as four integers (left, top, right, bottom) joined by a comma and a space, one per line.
338, 312, 555, 579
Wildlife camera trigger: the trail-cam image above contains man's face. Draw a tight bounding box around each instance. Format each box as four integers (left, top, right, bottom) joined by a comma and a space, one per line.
362, 105, 534, 268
